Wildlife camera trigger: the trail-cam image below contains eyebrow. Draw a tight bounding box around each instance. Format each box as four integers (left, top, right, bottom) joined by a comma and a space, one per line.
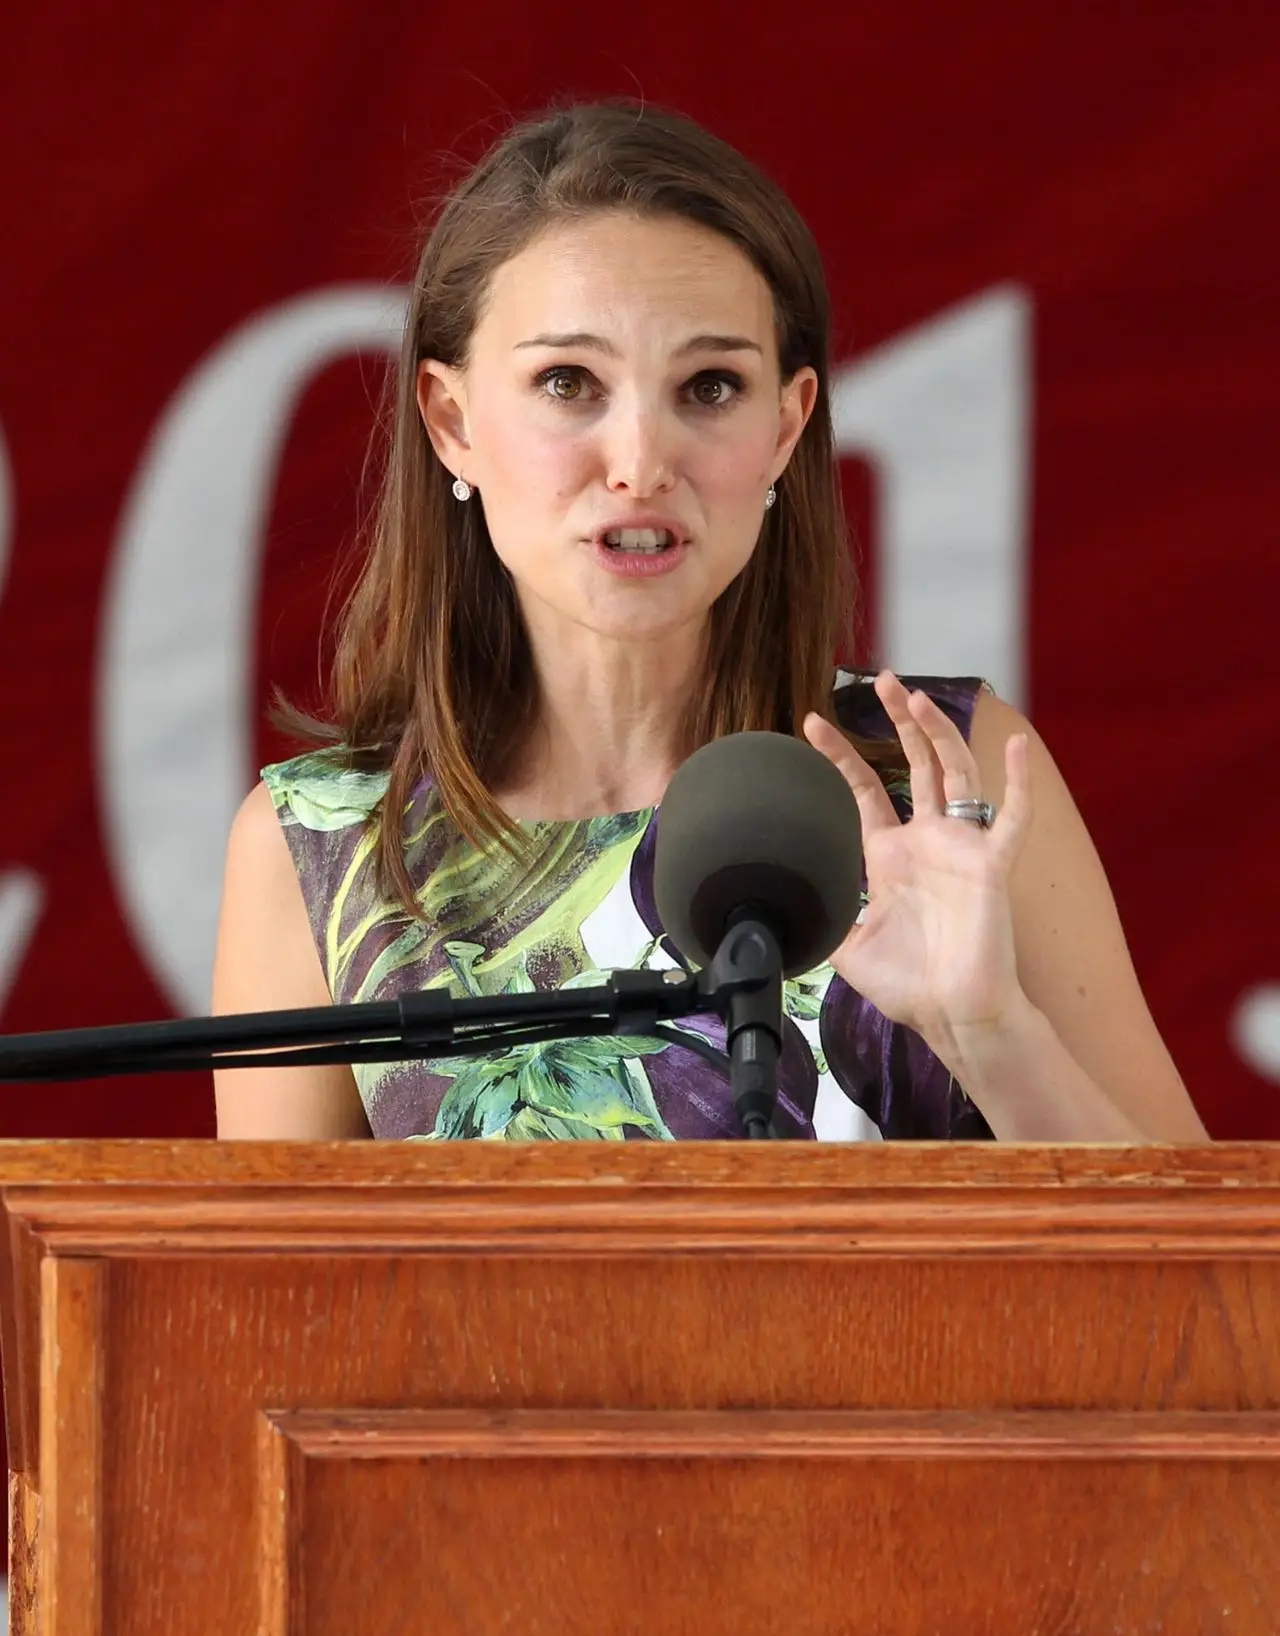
513, 331, 763, 359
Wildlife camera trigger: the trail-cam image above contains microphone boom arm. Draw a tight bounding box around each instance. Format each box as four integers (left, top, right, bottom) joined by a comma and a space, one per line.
0, 956, 784, 1136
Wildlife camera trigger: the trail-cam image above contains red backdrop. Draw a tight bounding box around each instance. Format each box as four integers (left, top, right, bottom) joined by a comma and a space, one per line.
1, 0, 1278, 1148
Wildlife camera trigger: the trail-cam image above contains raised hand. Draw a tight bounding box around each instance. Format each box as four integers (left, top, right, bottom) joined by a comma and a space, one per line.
803, 671, 1032, 1056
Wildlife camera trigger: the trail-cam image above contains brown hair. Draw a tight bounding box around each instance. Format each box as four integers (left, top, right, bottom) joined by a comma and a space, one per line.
307, 98, 896, 917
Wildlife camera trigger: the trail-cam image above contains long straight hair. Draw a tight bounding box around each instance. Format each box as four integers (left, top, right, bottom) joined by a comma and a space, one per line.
306, 99, 896, 918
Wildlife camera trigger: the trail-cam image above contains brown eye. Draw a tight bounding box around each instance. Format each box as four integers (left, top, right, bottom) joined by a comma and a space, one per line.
538, 367, 585, 401
689, 371, 743, 409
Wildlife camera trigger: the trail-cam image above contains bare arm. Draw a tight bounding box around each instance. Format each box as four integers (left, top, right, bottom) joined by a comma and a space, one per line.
211, 781, 372, 1139
959, 692, 1208, 1141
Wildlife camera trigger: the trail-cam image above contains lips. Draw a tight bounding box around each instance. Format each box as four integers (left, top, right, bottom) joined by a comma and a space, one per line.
590, 534, 690, 578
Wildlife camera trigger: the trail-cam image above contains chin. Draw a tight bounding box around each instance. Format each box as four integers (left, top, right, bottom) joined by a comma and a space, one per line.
580, 602, 708, 642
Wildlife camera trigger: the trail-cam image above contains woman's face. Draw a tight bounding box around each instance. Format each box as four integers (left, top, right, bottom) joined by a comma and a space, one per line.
419, 212, 818, 646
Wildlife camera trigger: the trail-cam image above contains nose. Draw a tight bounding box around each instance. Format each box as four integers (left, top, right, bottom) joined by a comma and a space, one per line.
603, 395, 677, 497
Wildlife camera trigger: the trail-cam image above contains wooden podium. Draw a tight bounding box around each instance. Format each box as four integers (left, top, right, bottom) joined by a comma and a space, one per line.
2, 1140, 1278, 1634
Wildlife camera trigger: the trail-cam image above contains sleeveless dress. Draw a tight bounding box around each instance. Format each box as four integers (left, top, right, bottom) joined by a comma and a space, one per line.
261, 671, 996, 1143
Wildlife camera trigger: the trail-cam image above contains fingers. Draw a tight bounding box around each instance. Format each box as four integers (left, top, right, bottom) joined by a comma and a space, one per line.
802, 712, 900, 835
896, 678, 986, 808
991, 730, 1032, 857
874, 672, 950, 815
808, 674, 1016, 838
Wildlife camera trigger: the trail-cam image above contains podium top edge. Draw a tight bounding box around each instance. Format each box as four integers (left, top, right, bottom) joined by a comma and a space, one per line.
0, 1139, 1275, 1191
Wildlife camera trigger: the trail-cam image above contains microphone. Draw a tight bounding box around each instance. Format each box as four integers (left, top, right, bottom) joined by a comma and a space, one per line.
653, 730, 863, 1136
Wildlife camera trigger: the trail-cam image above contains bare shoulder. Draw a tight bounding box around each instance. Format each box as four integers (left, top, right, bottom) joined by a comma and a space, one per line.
215, 781, 327, 978
212, 781, 370, 1140
225, 778, 296, 883
966, 689, 1207, 1141
966, 689, 1089, 847
965, 688, 1033, 772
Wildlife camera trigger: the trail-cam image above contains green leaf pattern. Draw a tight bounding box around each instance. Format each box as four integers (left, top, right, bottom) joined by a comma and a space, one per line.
263, 749, 391, 832
424, 935, 678, 1139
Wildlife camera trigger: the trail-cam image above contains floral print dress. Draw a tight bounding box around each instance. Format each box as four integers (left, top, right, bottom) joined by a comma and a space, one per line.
262, 671, 995, 1143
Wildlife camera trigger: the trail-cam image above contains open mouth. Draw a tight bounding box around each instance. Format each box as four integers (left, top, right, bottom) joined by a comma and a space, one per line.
600, 528, 677, 555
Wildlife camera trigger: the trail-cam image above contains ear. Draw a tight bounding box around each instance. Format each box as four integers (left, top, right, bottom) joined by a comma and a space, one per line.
772, 365, 819, 477
416, 359, 471, 479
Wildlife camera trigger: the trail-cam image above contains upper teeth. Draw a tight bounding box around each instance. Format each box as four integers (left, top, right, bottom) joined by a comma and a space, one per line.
603, 528, 673, 551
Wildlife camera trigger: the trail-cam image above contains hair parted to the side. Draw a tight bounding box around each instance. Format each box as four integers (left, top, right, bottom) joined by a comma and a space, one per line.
304, 97, 901, 919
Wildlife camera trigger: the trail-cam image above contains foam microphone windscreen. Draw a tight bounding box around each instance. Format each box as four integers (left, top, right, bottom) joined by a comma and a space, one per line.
653, 730, 863, 978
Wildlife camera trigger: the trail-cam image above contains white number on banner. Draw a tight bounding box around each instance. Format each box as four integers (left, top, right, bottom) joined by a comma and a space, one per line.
99, 286, 407, 1016
0, 430, 45, 1015
1233, 986, 1280, 1084
832, 284, 1032, 707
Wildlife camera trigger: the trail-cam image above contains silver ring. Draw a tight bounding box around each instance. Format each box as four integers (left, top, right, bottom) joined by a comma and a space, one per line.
943, 797, 995, 829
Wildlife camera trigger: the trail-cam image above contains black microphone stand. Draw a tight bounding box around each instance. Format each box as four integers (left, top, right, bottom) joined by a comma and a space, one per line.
700, 907, 784, 1140
0, 925, 787, 1138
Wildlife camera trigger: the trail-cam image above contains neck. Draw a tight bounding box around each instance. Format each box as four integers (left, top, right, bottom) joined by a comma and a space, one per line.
495, 624, 705, 821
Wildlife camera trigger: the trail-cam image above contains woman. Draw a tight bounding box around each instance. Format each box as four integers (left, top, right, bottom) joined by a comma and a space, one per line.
212, 100, 1206, 1144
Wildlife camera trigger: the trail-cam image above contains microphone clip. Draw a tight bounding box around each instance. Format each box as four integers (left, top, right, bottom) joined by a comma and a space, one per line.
699, 906, 784, 1140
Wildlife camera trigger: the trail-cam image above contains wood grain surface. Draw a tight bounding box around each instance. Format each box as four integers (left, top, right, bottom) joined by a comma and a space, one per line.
0, 1141, 1277, 1635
